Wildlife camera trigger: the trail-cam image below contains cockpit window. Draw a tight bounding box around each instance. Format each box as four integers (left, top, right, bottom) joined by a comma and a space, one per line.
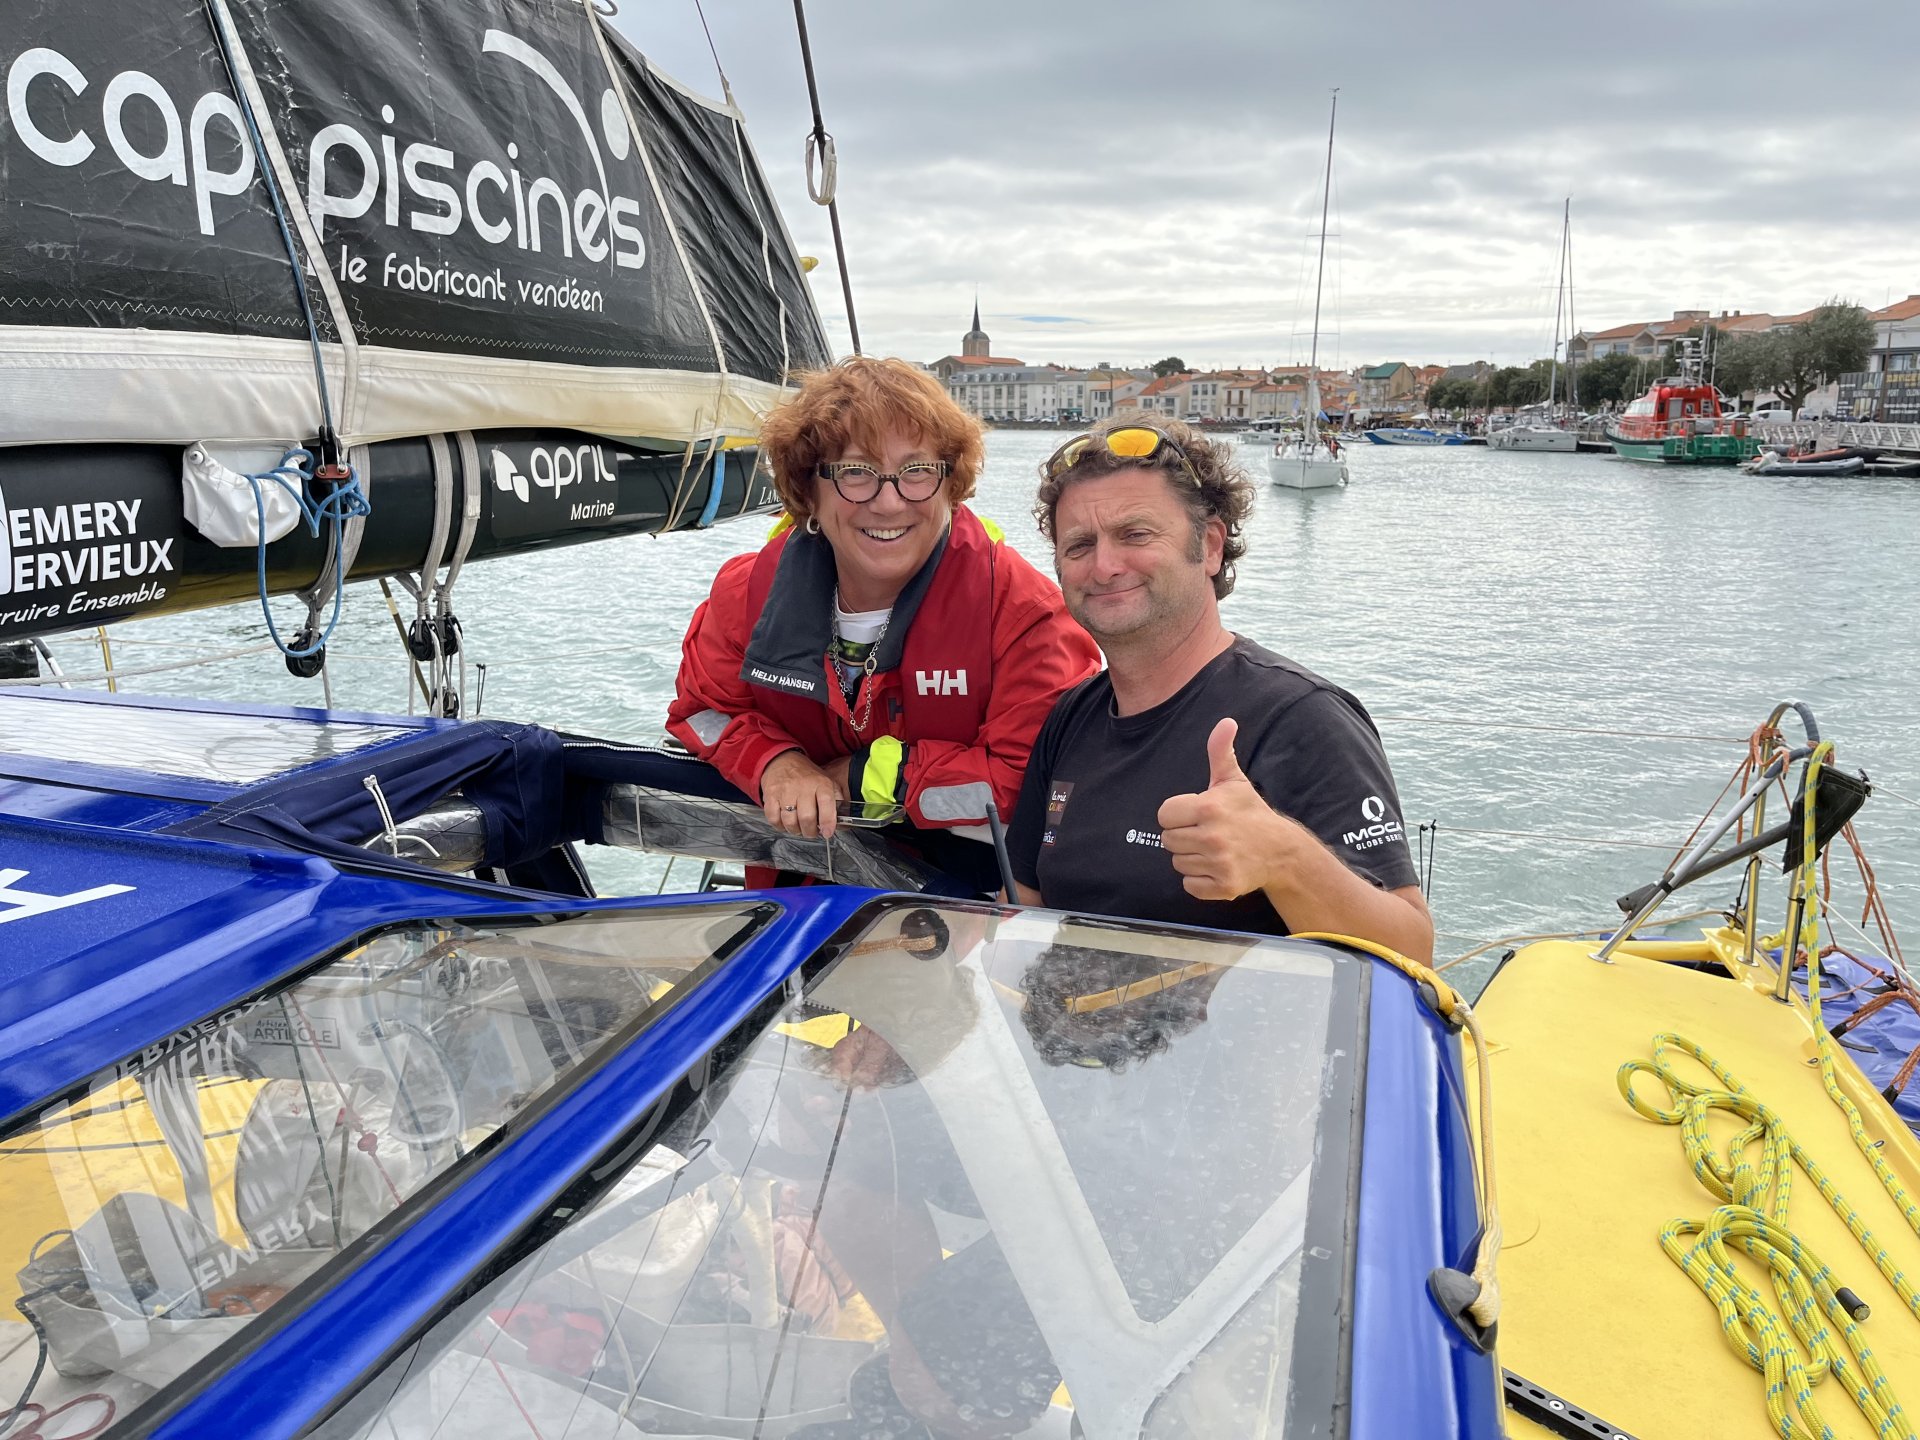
0, 902, 773, 1435
311, 903, 1363, 1439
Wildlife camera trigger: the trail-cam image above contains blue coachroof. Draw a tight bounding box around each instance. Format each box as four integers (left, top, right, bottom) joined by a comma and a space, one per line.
0, 689, 1498, 1439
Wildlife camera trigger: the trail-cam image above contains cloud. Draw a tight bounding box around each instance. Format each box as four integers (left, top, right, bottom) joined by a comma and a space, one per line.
616, 1, 1919, 369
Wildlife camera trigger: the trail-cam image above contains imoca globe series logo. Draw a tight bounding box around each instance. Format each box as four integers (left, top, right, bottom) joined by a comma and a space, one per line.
1344, 795, 1405, 852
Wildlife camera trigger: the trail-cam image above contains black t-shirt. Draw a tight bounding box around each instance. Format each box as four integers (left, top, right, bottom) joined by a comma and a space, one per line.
1008, 636, 1418, 933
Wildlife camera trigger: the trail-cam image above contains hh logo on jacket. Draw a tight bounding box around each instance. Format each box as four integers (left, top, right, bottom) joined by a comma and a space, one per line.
915, 669, 968, 696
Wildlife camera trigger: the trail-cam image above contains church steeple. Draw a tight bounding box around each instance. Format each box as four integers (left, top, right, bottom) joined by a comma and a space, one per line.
962, 294, 990, 359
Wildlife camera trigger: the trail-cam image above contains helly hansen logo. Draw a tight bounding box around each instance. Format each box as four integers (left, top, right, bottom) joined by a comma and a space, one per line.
916, 669, 968, 696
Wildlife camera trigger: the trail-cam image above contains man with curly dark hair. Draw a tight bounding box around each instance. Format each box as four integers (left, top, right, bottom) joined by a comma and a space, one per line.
1010, 416, 1433, 960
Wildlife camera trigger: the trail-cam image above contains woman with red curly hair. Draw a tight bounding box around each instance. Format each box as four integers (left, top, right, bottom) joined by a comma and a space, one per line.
666, 357, 1099, 881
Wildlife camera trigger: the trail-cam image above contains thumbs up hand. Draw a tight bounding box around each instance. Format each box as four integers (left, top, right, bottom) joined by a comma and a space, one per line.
1204, 716, 1247, 788
1158, 717, 1301, 901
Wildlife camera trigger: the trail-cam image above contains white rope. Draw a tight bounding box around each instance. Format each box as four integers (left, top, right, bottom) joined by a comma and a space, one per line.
1826, 907, 1920, 993
804, 129, 837, 205
1436, 909, 1729, 972
1439, 823, 1675, 852
1872, 781, 1920, 813
0, 643, 277, 687
55, 637, 399, 664
1372, 713, 1748, 745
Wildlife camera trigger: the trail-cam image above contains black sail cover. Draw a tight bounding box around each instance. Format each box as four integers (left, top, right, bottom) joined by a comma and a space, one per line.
0, 0, 829, 447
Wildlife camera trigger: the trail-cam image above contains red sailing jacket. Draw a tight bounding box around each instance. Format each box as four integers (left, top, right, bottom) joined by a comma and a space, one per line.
665, 506, 1101, 829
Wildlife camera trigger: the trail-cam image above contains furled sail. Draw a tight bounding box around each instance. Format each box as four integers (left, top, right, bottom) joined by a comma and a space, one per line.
1, 0, 827, 446
0, 0, 830, 644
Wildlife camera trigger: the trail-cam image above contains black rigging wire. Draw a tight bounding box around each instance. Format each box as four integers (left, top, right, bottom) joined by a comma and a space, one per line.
691, 0, 726, 89
201, 0, 338, 447
790, 0, 862, 355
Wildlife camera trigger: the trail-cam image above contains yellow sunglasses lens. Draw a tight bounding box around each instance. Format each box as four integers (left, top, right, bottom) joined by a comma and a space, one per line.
1105, 428, 1164, 459
1045, 437, 1091, 477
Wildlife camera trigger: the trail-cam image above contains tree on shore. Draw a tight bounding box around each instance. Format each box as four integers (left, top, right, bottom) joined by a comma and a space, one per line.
1576, 353, 1641, 407
1150, 356, 1189, 377
1712, 302, 1873, 414
1711, 333, 1783, 403
1486, 366, 1543, 408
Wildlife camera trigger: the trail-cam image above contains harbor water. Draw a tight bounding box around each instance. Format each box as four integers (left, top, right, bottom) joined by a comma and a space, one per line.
65, 432, 1920, 993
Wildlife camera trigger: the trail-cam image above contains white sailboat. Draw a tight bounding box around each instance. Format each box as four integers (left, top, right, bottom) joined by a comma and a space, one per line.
1270, 92, 1351, 491
1488, 198, 1579, 454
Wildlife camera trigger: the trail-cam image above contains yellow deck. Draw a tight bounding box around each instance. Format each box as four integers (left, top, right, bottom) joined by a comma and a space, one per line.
1474, 936, 1920, 1440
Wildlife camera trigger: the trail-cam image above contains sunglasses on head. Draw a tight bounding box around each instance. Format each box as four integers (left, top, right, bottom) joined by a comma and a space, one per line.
1063, 959, 1223, 1015
1043, 426, 1203, 488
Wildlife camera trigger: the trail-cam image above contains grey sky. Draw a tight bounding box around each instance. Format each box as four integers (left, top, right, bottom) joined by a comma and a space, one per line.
618, 1, 1920, 371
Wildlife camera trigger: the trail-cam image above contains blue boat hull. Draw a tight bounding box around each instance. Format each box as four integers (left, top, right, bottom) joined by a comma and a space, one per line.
1366, 429, 1468, 446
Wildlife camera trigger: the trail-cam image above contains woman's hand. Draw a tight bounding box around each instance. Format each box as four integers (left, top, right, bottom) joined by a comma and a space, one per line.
760, 749, 850, 840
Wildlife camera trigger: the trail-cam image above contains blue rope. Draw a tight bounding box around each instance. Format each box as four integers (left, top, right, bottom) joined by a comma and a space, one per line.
246, 449, 370, 658
205, 0, 372, 664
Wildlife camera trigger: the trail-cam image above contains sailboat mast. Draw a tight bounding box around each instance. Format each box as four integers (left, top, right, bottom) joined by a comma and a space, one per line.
1306, 90, 1337, 437
1564, 198, 1577, 411
1548, 197, 1568, 411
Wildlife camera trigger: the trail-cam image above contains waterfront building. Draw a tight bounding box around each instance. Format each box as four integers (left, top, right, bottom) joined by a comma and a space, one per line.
1568, 321, 1663, 364
1224, 373, 1283, 421
1087, 372, 1150, 419
1225, 370, 1326, 421
1132, 373, 1192, 418
1318, 373, 1360, 416
947, 362, 1076, 422
1358, 362, 1416, 408
929, 302, 1040, 420
1262, 382, 1307, 419
1184, 370, 1266, 421
929, 302, 1023, 383
1839, 294, 1920, 422
1052, 370, 1092, 424
1568, 310, 1782, 369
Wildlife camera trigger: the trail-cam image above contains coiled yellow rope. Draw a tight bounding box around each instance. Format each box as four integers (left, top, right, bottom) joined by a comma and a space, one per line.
1618, 742, 1920, 1440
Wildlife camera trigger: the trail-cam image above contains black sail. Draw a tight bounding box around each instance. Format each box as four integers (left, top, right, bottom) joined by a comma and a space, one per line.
0, 0, 829, 642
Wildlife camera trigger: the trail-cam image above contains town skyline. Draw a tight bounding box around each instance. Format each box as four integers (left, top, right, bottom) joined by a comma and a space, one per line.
925, 294, 1920, 384
923, 293, 1920, 425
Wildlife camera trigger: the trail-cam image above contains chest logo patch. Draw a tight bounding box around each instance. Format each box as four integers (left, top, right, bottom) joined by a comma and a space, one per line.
915, 669, 968, 696
1042, 781, 1073, 846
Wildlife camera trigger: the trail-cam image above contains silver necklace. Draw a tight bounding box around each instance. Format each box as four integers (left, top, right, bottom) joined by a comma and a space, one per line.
832, 585, 891, 734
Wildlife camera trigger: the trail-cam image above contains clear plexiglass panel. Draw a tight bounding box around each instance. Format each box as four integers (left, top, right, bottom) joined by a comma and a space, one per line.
0, 694, 417, 784
318, 903, 1356, 1440
0, 901, 774, 1435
